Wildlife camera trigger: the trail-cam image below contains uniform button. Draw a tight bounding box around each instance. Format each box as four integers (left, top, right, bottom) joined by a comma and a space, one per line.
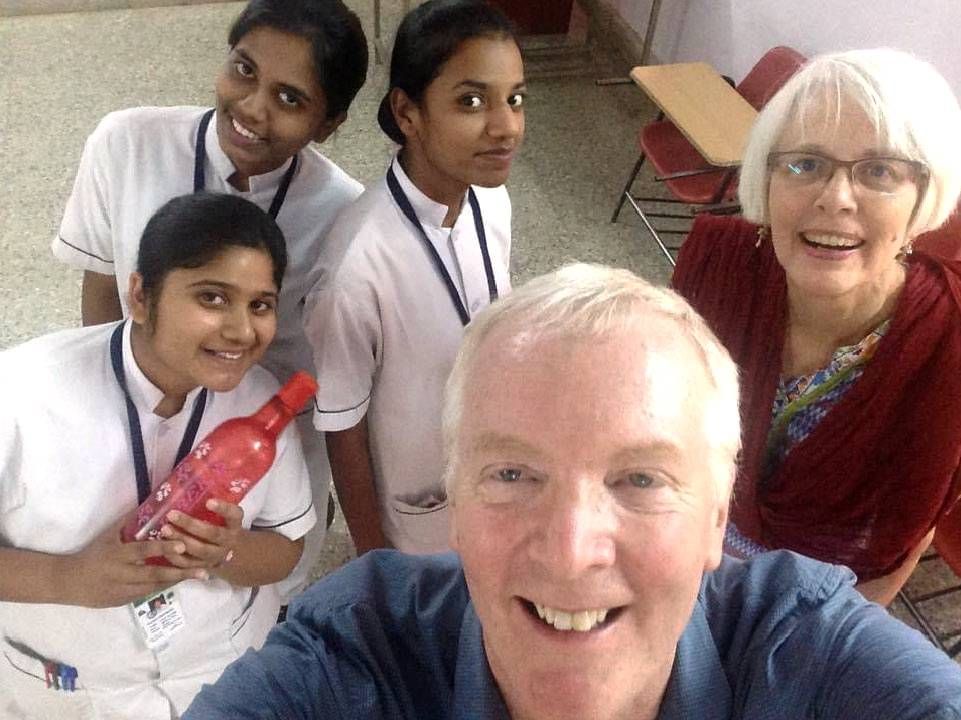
470, 299, 482, 313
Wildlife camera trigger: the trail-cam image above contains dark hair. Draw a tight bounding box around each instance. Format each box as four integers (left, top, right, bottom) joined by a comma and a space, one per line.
228, 0, 368, 119
377, 0, 516, 144
137, 193, 288, 296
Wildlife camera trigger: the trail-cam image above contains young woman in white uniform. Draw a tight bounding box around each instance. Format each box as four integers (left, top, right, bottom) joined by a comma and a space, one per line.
304, 0, 526, 554
51, 0, 368, 597
1, 193, 315, 719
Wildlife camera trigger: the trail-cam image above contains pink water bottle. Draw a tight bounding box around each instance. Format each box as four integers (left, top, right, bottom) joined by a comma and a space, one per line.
121, 372, 317, 564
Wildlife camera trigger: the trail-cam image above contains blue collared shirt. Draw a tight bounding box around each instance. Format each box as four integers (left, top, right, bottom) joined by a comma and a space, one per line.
185, 550, 961, 719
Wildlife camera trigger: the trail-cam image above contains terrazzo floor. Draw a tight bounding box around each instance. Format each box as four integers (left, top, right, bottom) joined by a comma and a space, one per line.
1, 0, 958, 661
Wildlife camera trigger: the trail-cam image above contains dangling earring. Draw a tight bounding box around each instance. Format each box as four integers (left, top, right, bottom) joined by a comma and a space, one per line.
755, 225, 770, 248
896, 241, 913, 263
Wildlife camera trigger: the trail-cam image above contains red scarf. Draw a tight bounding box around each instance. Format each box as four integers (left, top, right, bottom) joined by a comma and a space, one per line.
673, 214, 961, 580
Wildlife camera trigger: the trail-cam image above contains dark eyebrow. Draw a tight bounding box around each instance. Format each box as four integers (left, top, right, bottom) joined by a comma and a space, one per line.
453, 80, 527, 92
233, 48, 258, 71
454, 80, 488, 91
233, 48, 312, 104
279, 83, 313, 105
187, 279, 278, 299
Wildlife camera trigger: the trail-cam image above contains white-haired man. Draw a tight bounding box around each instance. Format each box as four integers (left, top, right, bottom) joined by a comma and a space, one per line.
186, 264, 961, 719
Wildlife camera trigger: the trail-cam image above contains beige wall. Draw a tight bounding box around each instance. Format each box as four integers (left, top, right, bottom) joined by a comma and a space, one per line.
600, 0, 961, 96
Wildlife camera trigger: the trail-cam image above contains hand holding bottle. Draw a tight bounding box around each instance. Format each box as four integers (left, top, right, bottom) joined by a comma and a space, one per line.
158, 498, 243, 571
121, 372, 318, 566
63, 517, 207, 608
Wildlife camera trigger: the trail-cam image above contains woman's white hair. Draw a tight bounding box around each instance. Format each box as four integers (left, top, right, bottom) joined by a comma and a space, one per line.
441, 263, 741, 497
739, 48, 961, 235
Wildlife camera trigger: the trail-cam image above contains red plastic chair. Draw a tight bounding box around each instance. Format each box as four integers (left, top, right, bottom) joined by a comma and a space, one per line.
935, 506, 961, 578
897, 501, 961, 656
933, 505, 961, 655
612, 46, 807, 266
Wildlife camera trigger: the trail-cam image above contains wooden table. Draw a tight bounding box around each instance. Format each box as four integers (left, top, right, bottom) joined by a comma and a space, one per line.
630, 62, 757, 167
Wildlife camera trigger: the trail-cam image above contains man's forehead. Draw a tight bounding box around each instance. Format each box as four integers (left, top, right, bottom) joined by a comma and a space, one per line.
472, 314, 704, 380
465, 428, 689, 466
463, 318, 711, 431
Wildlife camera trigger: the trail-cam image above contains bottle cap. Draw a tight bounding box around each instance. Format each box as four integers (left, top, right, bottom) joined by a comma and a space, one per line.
277, 371, 318, 413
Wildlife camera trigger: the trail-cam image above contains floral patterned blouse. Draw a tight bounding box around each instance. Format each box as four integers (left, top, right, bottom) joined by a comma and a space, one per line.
724, 320, 890, 559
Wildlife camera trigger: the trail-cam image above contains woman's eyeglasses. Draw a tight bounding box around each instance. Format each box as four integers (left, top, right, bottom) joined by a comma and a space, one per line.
768, 151, 927, 194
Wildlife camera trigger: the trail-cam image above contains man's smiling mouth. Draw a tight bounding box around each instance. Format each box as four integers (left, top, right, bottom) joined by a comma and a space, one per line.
522, 599, 621, 632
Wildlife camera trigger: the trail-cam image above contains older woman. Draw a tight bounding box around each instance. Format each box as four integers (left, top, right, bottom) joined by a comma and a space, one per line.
673, 48, 961, 605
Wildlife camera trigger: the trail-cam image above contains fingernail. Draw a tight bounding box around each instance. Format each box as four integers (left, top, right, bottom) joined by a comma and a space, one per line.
167, 511, 180, 522
197, 570, 209, 581
175, 543, 186, 554
160, 525, 172, 538
205, 499, 218, 511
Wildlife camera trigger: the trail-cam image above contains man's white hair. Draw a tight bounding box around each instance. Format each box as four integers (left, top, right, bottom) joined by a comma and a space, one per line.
441, 263, 741, 496
739, 48, 961, 235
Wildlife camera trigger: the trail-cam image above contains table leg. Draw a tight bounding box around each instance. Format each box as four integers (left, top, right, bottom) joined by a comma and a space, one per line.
595, 0, 664, 85
640, 0, 663, 65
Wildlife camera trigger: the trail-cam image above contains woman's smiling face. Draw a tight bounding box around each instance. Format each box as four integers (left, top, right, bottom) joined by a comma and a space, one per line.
129, 246, 278, 404
214, 26, 342, 186
767, 100, 922, 303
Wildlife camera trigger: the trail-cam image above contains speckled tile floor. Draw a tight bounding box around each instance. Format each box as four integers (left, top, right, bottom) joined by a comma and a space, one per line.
1, 0, 958, 662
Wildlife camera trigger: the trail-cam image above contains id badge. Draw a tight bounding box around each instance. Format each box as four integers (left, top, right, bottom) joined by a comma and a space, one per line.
131, 589, 185, 650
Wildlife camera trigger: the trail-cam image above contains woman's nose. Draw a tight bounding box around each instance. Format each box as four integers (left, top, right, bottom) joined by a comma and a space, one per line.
236, 88, 268, 124
814, 166, 858, 213
222, 307, 256, 344
486, 103, 523, 141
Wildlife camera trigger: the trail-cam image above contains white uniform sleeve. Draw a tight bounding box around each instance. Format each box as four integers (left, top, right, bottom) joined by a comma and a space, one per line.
499, 185, 512, 266
0, 398, 24, 522
247, 426, 316, 542
304, 264, 382, 433
52, 113, 119, 274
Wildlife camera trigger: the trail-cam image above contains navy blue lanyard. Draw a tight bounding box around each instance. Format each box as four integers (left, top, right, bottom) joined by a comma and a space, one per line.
194, 108, 297, 219
110, 323, 207, 504
386, 166, 498, 326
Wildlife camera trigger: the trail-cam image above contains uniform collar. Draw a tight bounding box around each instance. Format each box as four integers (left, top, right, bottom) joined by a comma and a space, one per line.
122, 319, 206, 418
207, 110, 299, 193
390, 154, 468, 230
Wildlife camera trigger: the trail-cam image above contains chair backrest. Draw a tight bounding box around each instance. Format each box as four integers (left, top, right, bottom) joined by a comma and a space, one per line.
737, 46, 807, 110
915, 205, 961, 261
934, 501, 961, 577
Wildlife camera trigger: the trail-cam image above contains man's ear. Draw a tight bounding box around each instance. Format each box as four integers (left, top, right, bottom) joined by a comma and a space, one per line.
448, 512, 459, 552
128, 272, 149, 326
703, 479, 732, 572
389, 87, 421, 143
447, 480, 460, 552
313, 112, 347, 144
